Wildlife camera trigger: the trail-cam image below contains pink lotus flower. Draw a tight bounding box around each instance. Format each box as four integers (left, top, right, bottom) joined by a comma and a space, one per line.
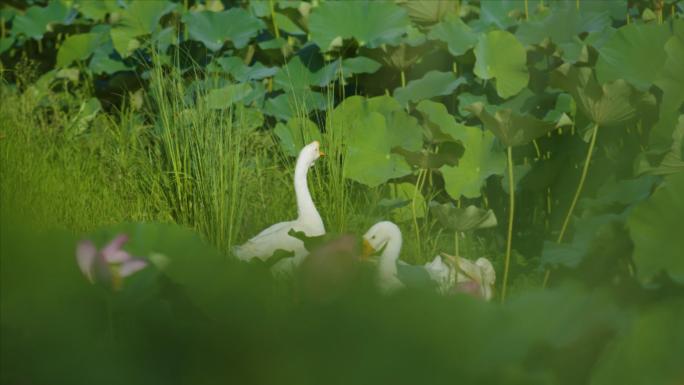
76, 234, 148, 288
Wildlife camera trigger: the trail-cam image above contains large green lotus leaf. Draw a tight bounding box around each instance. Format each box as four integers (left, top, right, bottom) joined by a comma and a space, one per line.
182, 8, 264, 51
437, 119, 506, 199
642, 115, 684, 176
431, 203, 497, 232
344, 112, 414, 187
0, 37, 15, 54
273, 12, 304, 35
474, 30, 529, 99
596, 23, 671, 90
88, 41, 132, 75
56, 32, 109, 68
541, 213, 624, 269
12, 1, 70, 40
110, 1, 177, 57
312, 57, 382, 86
274, 117, 322, 157
516, 5, 611, 46
205, 83, 253, 109
416, 99, 463, 144
274, 55, 317, 91
466, 102, 557, 147
399, 0, 457, 25
590, 300, 684, 385
628, 172, 684, 285
388, 182, 426, 223
394, 71, 466, 105
308, 1, 410, 51
479, 0, 524, 29
427, 18, 478, 56
263, 92, 326, 121
331, 95, 422, 186
654, 20, 684, 117
76, 0, 121, 21
550, 64, 641, 127
214, 56, 278, 82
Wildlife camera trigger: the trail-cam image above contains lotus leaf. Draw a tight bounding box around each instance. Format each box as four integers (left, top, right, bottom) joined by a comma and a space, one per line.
110, 1, 177, 57
394, 71, 466, 105
440, 128, 505, 199
206, 83, 253, 109
308, 1, 410, 51
428, 18, 478, 56
182, 8, 264, 51
474, 30, 529, 98
628, 172, 684, 285
12, 1, 70, 40
77, 0, 121, 21
399, 0, 457, 25
516, 6, 611, 46
596, 23, 671, 90
550, 64, 641, 127
57, 32, 109, 68
590, 301, 684, 385
431, 203, 498, 232
215, 56, 278, 82
388, 182, 426, 223
274, 117, 322, 157
274, 12, 304, 35
655, 20, 684, 115
331, 96, 422, 187
466, 102, 557, 147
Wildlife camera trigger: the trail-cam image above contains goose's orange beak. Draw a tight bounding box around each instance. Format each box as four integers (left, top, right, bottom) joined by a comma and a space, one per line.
360, 239, 375, 260
319, 150, 326, 157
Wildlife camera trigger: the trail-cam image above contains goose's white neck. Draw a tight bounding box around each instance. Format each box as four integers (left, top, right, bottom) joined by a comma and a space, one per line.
294, 154, 323, 229
378, 231, 402, 283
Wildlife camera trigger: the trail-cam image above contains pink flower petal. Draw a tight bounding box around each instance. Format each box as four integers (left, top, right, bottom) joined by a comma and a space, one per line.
119, 259, 147, 277
105, 250, 131, 264
101, 234, 129, 259
76, 240, 97, 282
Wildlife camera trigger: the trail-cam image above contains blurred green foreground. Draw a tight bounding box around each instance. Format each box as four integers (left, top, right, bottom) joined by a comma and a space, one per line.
1, 209, 683, 385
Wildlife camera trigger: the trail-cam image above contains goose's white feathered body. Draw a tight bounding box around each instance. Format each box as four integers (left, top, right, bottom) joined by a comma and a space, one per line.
233, 141, 325, 273
362, 221, 496, 299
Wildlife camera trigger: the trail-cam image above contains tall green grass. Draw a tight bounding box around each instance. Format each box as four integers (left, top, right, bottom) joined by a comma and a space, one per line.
1, 61, 461, 265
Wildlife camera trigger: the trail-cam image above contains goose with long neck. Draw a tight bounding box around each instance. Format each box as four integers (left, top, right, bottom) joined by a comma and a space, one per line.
233, 141, 325, 271
361, 221, 496, 299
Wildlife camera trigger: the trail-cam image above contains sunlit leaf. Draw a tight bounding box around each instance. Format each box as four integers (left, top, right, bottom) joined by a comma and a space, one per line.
474, 30, 529, 98
56, 32, 109, 68
331, 96, 422, 186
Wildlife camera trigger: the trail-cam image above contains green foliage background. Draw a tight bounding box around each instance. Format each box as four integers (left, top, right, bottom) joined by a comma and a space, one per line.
1, 0, 684, 384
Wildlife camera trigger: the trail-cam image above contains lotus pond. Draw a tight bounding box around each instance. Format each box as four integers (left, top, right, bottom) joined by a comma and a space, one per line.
1, 1, 683, 384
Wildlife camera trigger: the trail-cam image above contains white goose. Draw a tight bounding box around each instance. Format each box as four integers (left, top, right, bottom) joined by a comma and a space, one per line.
233, 141, 325, 274
361, 221, 495, 299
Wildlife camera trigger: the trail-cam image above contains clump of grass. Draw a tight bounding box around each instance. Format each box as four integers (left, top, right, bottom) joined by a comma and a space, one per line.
0, 73, 166, 231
